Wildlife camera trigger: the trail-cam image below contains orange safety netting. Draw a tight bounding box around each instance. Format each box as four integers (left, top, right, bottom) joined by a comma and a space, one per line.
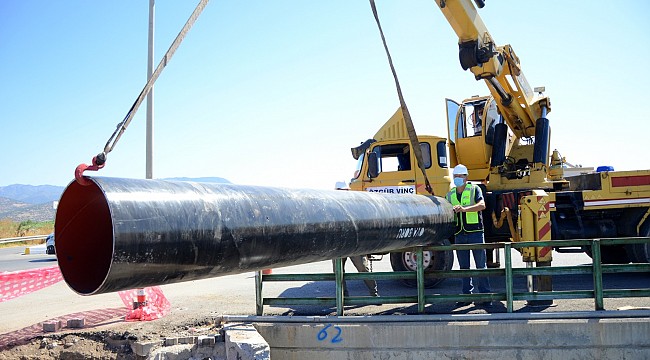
117, 286, 171, 321
0, 266, 63, 303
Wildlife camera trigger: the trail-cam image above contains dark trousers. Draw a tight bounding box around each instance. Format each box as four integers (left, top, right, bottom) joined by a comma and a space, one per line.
455, 232, 491, 294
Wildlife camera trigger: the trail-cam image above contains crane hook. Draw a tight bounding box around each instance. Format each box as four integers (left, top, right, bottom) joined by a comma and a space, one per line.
74, 152, 107, 186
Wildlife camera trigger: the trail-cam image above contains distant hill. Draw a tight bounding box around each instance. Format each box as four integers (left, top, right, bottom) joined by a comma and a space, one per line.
0, 177, 230, 222
0, 184, 64, 204
0, 197, 56, 222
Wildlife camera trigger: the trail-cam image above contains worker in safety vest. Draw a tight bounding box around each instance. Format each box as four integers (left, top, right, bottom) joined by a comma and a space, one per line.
445, 164, 492, 307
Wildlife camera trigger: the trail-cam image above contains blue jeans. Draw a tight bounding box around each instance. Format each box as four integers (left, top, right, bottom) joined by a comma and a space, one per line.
455, 232, 491, 294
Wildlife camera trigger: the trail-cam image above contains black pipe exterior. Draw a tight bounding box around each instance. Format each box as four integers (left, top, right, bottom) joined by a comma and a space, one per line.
55, 177, 454, 295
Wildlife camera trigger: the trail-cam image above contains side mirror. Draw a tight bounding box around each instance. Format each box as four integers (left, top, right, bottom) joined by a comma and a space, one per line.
368, 152, 379, 179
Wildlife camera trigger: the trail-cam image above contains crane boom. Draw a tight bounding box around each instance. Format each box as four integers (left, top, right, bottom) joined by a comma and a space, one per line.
436, 0, 550, 140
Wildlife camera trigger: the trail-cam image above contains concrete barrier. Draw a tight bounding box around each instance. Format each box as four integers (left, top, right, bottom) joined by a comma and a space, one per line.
24, 245, 46, 255
225, 312, 650, 360
130, 325, 269, 360
225, 324, 270, 359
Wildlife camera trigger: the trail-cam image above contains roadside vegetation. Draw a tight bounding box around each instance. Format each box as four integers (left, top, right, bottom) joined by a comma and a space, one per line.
0, 219, 54, 248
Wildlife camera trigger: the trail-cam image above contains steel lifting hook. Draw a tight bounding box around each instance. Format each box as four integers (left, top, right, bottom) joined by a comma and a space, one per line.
74, 153, 107, 186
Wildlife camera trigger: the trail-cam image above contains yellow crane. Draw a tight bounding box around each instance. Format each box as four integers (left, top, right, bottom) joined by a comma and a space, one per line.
438, 0, 556, 190
350, 0, 650, 279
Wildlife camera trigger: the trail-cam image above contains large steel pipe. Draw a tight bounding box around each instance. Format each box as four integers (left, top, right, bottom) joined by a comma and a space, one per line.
55, 177, 454, 295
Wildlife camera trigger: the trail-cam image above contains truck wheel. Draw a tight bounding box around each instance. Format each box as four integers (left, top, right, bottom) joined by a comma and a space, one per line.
628, 222, 650, 263
389, 239, 454, 288
586, 244, 630, 264
625, 244, 642, 263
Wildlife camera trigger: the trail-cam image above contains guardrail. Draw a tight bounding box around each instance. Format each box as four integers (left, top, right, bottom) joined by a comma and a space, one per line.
255, 237, 650, 316
0, 235, 48, 245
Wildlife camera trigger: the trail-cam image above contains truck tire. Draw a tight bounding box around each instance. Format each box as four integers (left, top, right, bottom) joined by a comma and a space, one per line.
627, 222, 650, 263
586, 244, 630, 264
389, 239, 454, 288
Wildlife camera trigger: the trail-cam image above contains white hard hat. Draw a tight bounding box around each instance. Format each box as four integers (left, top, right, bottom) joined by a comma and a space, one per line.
452, 164, 469, 175
334, 181, 350, 190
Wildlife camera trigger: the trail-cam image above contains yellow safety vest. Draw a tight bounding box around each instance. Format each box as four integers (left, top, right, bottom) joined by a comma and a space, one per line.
446, 183, 483, 235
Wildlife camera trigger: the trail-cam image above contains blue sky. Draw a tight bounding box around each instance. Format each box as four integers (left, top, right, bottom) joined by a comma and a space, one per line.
1, 1, 649, 189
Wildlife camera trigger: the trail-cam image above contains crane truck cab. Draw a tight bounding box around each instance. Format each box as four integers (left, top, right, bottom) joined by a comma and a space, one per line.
349, 108, 456, 288
446, 95, 509, 183
349, 108, 451, 197
349, 101, 650, 273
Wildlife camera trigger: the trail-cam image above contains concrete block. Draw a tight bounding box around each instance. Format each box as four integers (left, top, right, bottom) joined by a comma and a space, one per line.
25, 246, 46, 255
148, 344, 194, 360
131, 340, 161, 357
195, 342, 226, 360
164, 337, 178, 346
178, 336, 197, 344
66, 318, 85, 328
42, 320, 62, 332
213, 333, 224, 343
149, 343, 226, 360
198, 335, 215, 346
225, 324, 270, 360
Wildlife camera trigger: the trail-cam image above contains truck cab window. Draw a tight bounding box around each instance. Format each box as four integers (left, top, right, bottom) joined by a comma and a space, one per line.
436, 141, 448, 168
466, 104, 484, 136
371, 143, 411, 173
419, 142, 432, 168
353, 152, 365, 179
458, 98, 488, 139
456, 107, 466, 139
484, 100, 500, 145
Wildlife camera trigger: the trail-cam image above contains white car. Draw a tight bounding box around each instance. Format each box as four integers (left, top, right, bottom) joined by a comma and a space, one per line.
45, 233, 55, 255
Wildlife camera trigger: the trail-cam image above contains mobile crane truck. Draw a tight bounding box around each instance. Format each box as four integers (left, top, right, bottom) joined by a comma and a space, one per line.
349, 0, 650, 287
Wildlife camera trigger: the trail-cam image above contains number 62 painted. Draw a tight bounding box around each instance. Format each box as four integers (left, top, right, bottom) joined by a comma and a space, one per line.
316, 324, 343, 343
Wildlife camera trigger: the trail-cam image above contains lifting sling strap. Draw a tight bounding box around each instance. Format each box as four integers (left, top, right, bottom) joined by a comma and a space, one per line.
368, 0, 434, 195
77, 0, 210, 184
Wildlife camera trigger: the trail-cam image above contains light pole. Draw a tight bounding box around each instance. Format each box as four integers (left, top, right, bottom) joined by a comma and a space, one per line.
145, 0, 155, 180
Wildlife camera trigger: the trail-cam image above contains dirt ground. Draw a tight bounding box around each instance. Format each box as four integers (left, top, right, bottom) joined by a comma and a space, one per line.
0, 258, 337, 359
0, 308, 225, 359
0, 258, 260, 359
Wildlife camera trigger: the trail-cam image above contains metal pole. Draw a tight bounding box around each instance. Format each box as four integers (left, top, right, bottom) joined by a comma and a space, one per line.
592, 239, 604, 310
494, 245, 500, 267
145, 0, 155, 179
416, 247, 425, 313
335, 258, 344, 316
505, 243, 513, 313
135, 0, 156, 308
526, 262, 534, 293
255, 271, 263, 315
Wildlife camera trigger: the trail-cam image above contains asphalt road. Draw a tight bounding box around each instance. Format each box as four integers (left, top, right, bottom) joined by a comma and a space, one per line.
1, 245, 649, 335
0, 245, 57, 272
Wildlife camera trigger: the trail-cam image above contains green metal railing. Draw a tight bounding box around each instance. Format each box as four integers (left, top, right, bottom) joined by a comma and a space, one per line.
255, 237, 650, 315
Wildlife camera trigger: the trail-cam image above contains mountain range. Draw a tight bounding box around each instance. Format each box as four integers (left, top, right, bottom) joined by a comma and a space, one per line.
0, 184, 64, 205
0, 177, 230, 222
